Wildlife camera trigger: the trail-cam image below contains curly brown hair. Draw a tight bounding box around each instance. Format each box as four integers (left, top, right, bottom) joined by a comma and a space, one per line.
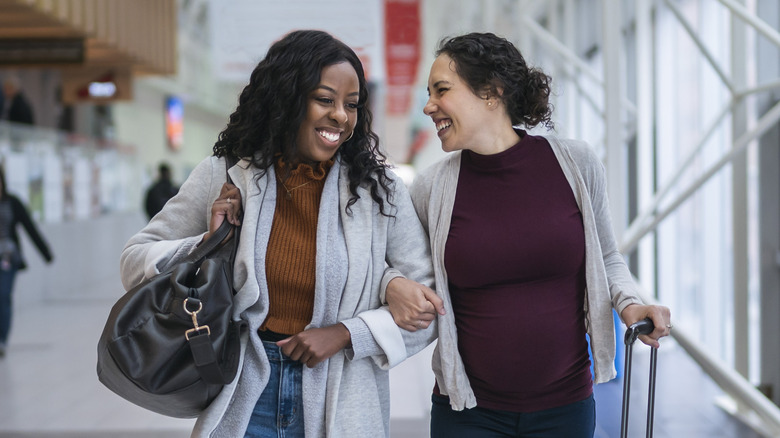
436, 32, 554, 130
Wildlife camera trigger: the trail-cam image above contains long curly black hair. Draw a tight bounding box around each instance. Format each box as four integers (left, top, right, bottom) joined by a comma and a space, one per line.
213, 30, 394, 215
436, 32, 554, 130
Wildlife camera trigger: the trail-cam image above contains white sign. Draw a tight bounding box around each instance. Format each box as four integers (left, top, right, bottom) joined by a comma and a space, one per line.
209, 0, 383, 83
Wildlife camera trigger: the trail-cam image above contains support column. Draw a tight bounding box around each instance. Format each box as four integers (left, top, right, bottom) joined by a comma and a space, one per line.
635, 0, 656, 294
731, 0, 750, 379
602, 0, 626, 239
757, 0, 780, 406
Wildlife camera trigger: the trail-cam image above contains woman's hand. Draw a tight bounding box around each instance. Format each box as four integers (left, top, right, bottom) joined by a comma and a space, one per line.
621, 303, 672, 348
203, 183, 242, 243
385, 277, 444, 332
277, 324, 351, 368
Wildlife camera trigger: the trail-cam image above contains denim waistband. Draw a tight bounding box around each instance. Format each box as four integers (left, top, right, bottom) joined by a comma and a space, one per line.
261, 339, 303, 364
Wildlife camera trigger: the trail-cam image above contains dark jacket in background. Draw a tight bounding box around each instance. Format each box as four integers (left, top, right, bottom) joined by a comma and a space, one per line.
5, 94, 35, 125
0, 195, 52, 269
144, 180, 179, 220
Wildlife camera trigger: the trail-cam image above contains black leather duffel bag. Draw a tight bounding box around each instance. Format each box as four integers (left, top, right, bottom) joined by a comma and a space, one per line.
97, 161, 245, 418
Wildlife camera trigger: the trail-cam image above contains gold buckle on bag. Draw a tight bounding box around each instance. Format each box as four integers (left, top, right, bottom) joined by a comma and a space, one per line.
183, 298, 211, 340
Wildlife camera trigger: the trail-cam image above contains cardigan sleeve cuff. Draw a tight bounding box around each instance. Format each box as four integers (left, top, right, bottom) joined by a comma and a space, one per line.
612, 293, 644, 320
343, 308, 408, 369
341, 317, 383, 362
380, 268, 405, 304
142, 234, 205, 279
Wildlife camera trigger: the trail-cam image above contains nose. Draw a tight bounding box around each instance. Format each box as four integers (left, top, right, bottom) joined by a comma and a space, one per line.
423, 97, 436, 116
331, 106, 348, 125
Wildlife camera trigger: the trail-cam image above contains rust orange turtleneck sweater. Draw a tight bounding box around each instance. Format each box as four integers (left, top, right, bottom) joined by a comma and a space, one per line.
260, 158, 333, 335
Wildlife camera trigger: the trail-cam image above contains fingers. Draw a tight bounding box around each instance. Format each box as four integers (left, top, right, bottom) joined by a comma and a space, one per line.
219, 182, 239, 197
277, 325, 350, 368
645, 305, 672, 339
216, 197, 243, 225
203, 185, 244, 244
638, 334, 660, 349
385, 277, 442, 332
280, 339, 311, 365
211, 185, 243, 224
634, 305, 672, 348
392, 302, 436, 332
221, 184, 243, 225
421, 286, 446, 315
396, 315, 434, 332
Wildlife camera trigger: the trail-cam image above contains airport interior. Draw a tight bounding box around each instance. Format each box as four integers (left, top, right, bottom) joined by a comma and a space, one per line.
0, 0, 779, 437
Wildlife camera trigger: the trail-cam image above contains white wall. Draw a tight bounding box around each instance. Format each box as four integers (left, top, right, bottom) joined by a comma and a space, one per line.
14, 212, 147, 310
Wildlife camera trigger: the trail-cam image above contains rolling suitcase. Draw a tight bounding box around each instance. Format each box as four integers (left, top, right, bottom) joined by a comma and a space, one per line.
620, 318, 657, 438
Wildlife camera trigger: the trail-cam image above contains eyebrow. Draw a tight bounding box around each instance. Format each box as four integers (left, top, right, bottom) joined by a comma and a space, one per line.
317, 85, 360, 97
427, 80, 452, 93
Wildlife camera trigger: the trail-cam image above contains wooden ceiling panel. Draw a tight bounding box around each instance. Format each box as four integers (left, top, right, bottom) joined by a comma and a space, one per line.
0, 0, 175, 75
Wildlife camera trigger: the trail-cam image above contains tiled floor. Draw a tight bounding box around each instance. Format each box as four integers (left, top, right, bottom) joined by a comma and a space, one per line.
0, 286, 767, 437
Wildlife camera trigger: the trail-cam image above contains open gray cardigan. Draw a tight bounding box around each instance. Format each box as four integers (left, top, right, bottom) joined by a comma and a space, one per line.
120, 155, 436, 437
408, 135, 642, 411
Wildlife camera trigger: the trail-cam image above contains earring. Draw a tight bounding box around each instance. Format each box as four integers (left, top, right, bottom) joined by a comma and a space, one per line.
344, 130, 354, 142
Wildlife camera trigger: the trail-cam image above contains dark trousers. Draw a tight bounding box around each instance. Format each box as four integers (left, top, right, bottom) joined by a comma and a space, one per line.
430, 393, 595, 438
0, 268, 18, 345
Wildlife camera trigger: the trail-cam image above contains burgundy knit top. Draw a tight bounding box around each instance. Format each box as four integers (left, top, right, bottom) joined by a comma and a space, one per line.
438, 131, 593, 412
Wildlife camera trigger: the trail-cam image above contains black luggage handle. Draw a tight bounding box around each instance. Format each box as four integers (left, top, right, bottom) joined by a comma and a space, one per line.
621, 318, 657, 438
624, 318, 655, 345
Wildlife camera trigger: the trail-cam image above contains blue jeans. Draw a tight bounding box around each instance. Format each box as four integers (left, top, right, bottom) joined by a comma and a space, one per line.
0, 267, 18, 345
244, 340, 305, 438
430, 393, 595, 438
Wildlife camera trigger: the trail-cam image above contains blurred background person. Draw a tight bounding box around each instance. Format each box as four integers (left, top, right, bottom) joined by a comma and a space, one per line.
1, 75, 35, 125
0, 166, 53, 358
144, 162, 179, 220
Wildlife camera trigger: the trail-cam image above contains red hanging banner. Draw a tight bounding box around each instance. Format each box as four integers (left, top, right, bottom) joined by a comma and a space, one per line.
384, 0, 421, 115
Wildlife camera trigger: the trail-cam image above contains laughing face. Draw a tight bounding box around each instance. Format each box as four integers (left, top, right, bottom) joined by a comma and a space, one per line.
295, 62, 360, 163
424, 54, 494, 153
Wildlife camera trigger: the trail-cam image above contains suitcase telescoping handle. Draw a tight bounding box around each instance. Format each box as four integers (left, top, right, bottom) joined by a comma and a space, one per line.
620, 318, 657, 438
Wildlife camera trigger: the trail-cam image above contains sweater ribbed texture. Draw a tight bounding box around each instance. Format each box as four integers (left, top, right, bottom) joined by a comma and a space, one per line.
261, 158, 333, 335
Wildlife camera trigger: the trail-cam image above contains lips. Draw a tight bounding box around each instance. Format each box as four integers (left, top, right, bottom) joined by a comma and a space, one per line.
435, 119, 452, 132
434, 118, 452, 137
316, 128, 341, 143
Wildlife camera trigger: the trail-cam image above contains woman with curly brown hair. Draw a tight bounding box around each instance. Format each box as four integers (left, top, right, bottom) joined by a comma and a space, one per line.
120, 30, 436, 437
386, 32, 672, 437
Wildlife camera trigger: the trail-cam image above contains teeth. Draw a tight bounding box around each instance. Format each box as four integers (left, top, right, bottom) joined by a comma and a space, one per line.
318, 130, 340, 142
436, 120, 451, 132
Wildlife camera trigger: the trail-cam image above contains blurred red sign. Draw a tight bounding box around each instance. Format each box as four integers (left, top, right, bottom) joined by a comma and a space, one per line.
384, 0, 420, 115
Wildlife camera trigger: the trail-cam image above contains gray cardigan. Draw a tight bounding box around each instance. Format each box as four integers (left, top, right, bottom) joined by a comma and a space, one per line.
120, 155, 436, 437
408, 135, 642, 411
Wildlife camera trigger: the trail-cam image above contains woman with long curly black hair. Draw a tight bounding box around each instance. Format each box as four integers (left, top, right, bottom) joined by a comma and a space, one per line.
386, 32, 672, 437
120, 30, 437, 437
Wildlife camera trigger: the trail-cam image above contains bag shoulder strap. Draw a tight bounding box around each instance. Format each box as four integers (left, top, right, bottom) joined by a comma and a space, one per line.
187, 153, 243, 385
184, 155, 241, 264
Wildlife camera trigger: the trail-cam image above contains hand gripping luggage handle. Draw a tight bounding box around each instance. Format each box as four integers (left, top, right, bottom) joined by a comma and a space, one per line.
624, 318, 655, 345
620, 318, 657, 438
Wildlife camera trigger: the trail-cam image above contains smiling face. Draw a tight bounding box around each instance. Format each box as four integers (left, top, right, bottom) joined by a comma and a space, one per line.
423, 54, 494, 153
294, 62, 360, 163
